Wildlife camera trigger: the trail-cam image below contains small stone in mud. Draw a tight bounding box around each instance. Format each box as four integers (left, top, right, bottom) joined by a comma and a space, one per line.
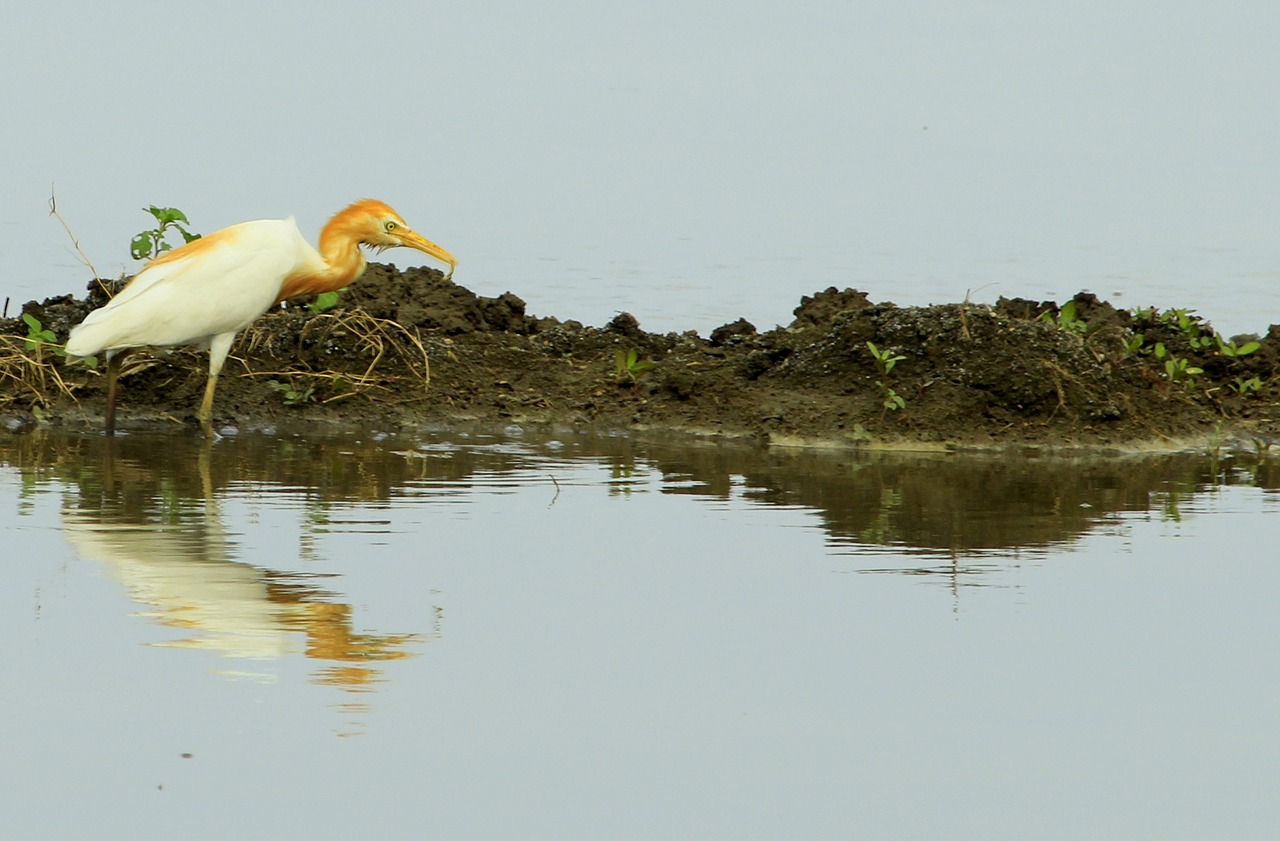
606, 312, 643, 337
710, 318, 757, 346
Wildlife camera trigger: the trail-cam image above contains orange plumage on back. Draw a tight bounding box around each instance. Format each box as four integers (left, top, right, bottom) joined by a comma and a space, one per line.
143, 225, 241, 270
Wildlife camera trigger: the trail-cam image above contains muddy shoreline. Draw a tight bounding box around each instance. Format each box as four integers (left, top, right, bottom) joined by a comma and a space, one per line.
4, 265, 1280, 451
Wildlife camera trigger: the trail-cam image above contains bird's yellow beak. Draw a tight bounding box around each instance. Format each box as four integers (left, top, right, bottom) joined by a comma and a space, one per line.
400, 229, 457, 280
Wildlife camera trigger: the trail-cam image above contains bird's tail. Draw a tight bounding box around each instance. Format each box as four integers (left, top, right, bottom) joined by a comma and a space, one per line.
64, 313, 114, 359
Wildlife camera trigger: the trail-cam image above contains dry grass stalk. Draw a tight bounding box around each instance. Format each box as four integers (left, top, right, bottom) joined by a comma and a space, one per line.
1, 304, 432, 413
0, 335, 79, 409
47, 188, 110, 298
239, 306, 430, 404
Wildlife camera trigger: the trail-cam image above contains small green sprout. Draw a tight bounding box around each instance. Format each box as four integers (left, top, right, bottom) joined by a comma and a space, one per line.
1125, 333, 1149, 355
867, 342, 907, 411
22, 313, 60, 355
1216, 335, 1261, 358
1161, 308, 1212, 350
866, 342, 905, 377
1038, 300, 1088, 335
1232, 376, 1264, 396
308, 290, 343, 315
267, 379, 315, 406
21, 312, 92, 365
615, 349, 656, 385
881, 386, 906, 412
1153, 342, 1202, 382
130, 206, 201, 261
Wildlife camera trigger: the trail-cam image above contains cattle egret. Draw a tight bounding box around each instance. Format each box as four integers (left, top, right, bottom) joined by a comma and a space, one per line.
66, 199, 455, 435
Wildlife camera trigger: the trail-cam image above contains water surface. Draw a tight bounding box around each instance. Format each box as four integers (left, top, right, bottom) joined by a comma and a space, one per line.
3, 427, 1278, 839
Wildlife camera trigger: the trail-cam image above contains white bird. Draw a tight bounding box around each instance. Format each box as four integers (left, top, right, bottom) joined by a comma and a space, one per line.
66, 199, 455, 435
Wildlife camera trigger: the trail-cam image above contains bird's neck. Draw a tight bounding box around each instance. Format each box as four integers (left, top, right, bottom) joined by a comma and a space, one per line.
316, 226, 369, 290
276, 218, 369, 302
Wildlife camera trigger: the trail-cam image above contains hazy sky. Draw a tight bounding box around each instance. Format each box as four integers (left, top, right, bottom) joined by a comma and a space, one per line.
5, 1, 1280, 334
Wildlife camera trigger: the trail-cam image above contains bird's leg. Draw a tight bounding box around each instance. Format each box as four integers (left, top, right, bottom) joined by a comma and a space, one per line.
199, 333, 236, 435
103, 348, 134, 436
197, 373, 219, 435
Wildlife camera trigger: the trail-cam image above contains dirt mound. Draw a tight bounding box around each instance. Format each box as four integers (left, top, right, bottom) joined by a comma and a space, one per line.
3, 268, 1279, 449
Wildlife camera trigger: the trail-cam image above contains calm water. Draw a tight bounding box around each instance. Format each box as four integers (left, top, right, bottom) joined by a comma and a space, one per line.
5, 2, 1280, 337
2, 426, 1278, 839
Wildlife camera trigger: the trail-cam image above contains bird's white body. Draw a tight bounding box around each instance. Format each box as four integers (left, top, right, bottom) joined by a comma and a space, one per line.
66, 218, 320, 367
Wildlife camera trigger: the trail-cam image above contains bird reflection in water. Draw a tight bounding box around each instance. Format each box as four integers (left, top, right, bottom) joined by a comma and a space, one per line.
59, 440, 430, 717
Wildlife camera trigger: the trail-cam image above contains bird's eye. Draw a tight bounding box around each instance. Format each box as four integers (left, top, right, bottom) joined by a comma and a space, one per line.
384, 221, 398, 232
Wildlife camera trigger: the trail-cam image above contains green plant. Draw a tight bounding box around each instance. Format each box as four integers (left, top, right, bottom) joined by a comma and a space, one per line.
308, 290, 343, 315
1039, 300, 1088, 335
866, 341, 905, 377
130, 205, 201, 261
22, 313, 60, 355
267, 379, 315, 406
21, 313, 97, 367
1124, 332, 1149, 356
614, 349, 656, 385
867, 342, 907, 412
1231, 375, 1264, 396
880, 386, 906, 412
1152, 342, 1202, 383
1216, 335, 1261, 358
1161, 308, 1213, 350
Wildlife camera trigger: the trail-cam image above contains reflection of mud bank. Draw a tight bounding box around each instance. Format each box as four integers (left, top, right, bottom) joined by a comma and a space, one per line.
5, 269, 1280, 447
5, 426, 1272, 563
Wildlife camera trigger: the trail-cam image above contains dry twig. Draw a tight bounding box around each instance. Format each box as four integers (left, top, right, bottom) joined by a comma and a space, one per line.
47, 188, 108, 295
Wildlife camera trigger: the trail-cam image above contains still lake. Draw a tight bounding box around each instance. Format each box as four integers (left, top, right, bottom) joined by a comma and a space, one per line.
2, 425, 1278, 839
7, 3, 1280, 339
5, 3, 1280, 837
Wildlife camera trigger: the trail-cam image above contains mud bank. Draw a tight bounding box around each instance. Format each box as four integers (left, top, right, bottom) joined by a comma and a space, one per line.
4, 265, 1280, 450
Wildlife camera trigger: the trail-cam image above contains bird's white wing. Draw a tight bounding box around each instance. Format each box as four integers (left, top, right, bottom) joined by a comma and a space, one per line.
67, 219, 314, 356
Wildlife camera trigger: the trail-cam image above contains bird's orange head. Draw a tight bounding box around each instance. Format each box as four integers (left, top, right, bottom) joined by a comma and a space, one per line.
329, 199, 457, 278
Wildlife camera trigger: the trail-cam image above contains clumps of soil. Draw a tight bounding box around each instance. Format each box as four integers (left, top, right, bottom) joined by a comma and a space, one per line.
4, 268, 1280, 449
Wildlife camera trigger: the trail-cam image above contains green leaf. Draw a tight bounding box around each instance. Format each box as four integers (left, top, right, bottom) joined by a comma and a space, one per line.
130, 232, 155, 260
148, 206, 190, 225
308, 290, 342, 314
22, 313, 40, 332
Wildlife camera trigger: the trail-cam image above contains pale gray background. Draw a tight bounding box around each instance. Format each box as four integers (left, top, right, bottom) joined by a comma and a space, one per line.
4, 1, 1279, 335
